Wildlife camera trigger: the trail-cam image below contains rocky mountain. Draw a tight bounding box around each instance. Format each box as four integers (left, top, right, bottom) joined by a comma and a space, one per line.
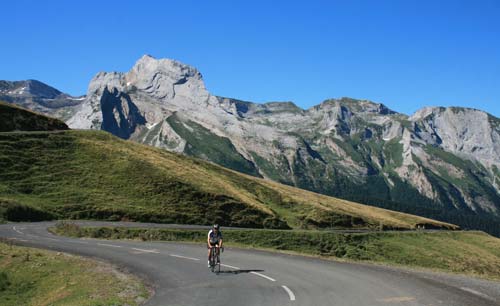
3, 55, 499, 235
0, 80, 84, 120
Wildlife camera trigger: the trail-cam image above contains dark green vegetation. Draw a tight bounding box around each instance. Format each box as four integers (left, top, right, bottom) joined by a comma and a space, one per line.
54, 223, 500, 281
0, 271, 9, 291
0, 128, 456, 230
0, 198, 54, 222
0, 101, 68, 132
0, 241, 148, 305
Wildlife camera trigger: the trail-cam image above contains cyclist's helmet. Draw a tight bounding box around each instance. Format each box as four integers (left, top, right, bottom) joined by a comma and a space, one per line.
213, 224, 220, 230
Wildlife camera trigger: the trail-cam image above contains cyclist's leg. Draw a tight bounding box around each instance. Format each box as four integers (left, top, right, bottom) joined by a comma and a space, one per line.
207, 244, 212, 267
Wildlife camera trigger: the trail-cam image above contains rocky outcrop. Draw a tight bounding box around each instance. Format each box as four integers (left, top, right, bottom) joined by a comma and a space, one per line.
411, 107, 500, 168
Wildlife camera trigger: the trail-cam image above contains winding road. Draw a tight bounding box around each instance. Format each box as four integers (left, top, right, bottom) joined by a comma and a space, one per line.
1, 221, 499, 306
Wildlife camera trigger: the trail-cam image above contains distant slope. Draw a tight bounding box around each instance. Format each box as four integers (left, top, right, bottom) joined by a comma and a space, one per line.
0, 80, 83, 121
0, 130, 457, 230
0, 101, 68, 132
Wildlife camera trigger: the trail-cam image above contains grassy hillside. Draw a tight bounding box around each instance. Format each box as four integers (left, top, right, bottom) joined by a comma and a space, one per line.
0, 241, 148, 305
54, 223, 500, 281
0, 129, 457, 230
0, 101, 68, 132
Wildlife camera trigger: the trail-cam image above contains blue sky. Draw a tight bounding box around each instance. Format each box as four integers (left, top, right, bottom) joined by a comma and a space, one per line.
2, 0, 500, 116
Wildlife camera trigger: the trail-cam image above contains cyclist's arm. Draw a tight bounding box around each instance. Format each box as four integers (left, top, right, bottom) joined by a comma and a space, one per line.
207, 231, 211, 246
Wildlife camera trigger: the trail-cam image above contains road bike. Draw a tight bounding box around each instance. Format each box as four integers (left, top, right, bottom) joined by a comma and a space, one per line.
209, 245, 222, 273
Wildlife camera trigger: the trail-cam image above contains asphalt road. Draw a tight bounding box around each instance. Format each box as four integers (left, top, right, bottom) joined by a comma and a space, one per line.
1, 221, 499, 306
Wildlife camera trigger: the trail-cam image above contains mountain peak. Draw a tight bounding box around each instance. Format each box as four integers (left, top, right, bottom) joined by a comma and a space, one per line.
139, 54, 156, 60
130, 55, 201, 80
0, 79, 62, 99
24, 79, 63, 98
410, 106, 496, 122
85, 55, 206, 102
123, 55, 204, 97
315, 97, 397, 115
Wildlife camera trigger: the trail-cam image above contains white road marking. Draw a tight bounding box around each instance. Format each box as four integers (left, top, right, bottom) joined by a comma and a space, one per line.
460, 287, 493, 301
250, 271, 276, 282
170, 254, 200, 261
221, 264, 240, 269
282, 285, 296, 301
98, 243, 122, 248
378, 297, 415, 303
131, 247, 160, 254
12, 226, 23, 235
45, 237, 58, 241
8, 238, 29, 242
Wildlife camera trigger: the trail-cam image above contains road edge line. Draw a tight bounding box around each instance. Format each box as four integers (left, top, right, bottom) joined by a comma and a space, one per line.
282, 285, 296, 301
250, 271, 276, 282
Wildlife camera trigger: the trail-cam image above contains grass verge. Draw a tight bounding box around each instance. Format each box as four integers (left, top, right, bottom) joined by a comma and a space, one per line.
52, 222, 500, 281
0, 239, 149, 306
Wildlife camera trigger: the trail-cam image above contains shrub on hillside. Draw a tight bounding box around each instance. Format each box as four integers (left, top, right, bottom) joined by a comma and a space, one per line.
0, 199, 54, 222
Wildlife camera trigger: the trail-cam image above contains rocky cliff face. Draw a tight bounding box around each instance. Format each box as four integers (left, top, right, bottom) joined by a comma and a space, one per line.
4, 55, 500, 234
0, 80, 84, 120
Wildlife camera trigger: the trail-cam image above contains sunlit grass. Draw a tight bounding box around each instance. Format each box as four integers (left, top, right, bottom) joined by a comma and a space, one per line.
0, 241, 148, 305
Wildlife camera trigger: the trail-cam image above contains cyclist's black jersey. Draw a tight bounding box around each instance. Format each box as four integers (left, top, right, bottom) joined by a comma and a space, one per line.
208, 229, 223, 244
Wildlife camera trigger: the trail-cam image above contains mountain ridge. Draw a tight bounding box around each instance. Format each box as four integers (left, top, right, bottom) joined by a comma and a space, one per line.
0, 79, 84, 121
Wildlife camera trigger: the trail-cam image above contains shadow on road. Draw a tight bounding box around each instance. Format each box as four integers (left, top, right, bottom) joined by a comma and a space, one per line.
217, 269, 264, 275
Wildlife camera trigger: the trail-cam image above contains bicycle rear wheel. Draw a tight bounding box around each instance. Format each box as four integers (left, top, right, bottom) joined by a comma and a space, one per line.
210, 248, 216, 273
210, 247, 220, 273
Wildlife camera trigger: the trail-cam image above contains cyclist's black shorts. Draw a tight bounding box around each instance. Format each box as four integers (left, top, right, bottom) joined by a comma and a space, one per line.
207, 241, 219, 248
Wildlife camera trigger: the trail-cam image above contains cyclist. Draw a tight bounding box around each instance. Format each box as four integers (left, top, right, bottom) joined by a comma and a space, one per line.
207, 224, 223, 267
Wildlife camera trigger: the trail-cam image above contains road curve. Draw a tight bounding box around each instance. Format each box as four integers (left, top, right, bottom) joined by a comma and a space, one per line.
1, 221, 499, 306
